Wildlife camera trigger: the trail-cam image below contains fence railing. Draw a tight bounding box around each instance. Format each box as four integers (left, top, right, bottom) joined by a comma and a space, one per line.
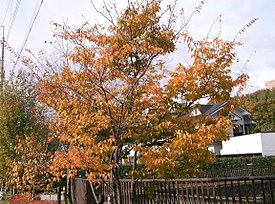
200, 166, 275, 178
71, 176, 275, 204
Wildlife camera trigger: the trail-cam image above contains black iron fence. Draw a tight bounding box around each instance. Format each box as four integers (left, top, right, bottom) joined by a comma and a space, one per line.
71, 176, 275, 204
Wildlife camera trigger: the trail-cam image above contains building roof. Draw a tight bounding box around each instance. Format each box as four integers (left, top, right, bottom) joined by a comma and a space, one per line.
199, 102, 256, 125
265, 80, 275, 90
199, 102, 227, 115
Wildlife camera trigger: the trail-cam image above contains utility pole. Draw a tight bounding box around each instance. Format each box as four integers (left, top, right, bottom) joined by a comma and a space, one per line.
0, 26, 4, 94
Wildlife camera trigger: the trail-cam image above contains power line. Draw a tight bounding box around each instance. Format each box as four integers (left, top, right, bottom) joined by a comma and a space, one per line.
6, 0, 22, 42
12, 0, 44, 71
1, 0, 13, 26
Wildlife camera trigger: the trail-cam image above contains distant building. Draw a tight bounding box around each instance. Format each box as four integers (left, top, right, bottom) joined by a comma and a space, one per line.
199, 102, 256, 136
199, 103, 275, 157
198, 102, 256, 155
265, 80, 275, 90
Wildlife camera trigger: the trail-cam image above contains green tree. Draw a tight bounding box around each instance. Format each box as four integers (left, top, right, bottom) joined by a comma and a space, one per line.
0, 71, 51, 191
242, 88, 275, 132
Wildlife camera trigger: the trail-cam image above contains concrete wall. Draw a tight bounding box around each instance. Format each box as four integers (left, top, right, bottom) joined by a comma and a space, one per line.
220, 133, 263, 155
261, 132, 275, 156
220, 132, 275, 156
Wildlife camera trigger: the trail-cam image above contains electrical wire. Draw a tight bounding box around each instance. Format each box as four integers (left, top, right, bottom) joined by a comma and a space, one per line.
1, 0, 13, 26
6, 0, 22, 42
12, 0, 44, 71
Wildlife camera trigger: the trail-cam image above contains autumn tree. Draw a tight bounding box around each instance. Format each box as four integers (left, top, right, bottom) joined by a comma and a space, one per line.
0, 71, 51, 192
242, 88, 275, 132
37, 0, 248, 203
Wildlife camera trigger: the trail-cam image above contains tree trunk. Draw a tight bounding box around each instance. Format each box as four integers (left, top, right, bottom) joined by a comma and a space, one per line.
66, 172, 73, 204
111, 147, 122, 204
112, 167, 121, 204
131, 150, 138, 203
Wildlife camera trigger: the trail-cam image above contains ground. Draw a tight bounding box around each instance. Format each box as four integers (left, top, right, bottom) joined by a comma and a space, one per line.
1, 194, 61, 204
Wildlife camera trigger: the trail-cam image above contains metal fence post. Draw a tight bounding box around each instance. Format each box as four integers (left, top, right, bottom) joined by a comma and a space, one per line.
57, 186, 61, 204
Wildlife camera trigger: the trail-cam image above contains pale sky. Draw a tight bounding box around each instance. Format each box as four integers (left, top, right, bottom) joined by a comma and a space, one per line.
0, 0, 274, 93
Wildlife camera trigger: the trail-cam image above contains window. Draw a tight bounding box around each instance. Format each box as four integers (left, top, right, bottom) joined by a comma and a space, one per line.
245, 124, 250, 135
233, 125, 243, 136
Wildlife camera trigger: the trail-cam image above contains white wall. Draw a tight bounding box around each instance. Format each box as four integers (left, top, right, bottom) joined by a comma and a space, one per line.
220, 133, 263, 155
261, 132, 275, 156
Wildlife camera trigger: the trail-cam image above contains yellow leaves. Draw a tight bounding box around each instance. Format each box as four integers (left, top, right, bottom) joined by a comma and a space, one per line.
137, 111, 232, 176
5, 134, 53, 192
50, 144, 114, 181
32, 0, 253, 182
156, 121, 178, 134
166, 33, 247, 104
182, 33, 194, 45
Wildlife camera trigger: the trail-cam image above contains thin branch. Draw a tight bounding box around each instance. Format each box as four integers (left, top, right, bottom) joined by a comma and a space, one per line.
206, 15, 220, 38
90, 0, 115, 26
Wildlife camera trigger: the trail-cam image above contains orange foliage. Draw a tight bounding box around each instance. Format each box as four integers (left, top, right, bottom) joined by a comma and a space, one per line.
37, 0, 248, 193
5, 135, 52, 192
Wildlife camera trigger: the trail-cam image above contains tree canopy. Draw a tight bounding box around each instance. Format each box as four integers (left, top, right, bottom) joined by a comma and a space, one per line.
0, 71, 51, 191
242, 88, 275, 132
34, 0, 249, 203
2, 0, 253, 203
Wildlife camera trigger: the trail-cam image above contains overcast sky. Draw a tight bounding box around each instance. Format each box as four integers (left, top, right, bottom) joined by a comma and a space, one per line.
0, 0, 274, 93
